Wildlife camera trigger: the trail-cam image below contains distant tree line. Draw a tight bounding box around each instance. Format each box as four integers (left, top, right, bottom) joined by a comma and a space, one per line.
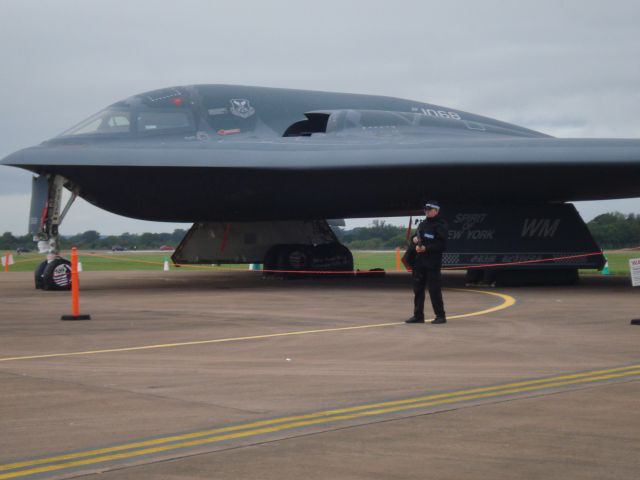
0, 229, 187, 251
587, 212, 640, 249
332, 219, 409, 250
1, 213, 638, 252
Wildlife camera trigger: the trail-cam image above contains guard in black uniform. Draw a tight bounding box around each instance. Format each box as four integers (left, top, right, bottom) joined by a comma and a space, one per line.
406, 201, 448, 324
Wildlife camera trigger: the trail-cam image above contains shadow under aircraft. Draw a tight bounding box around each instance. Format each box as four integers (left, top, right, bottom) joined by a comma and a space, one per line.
3, 85, 640, 288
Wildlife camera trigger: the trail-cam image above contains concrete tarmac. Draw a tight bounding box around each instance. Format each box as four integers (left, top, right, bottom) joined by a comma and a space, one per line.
0, 270, 638, 479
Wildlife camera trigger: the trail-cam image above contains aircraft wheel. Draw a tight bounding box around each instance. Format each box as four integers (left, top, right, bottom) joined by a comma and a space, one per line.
34, 260, 48, 289
263, 243, 352, 275
277, 244, 311, 271
310, 243, 353, 271
263, 244, 311, 274
42, 258, 72, 291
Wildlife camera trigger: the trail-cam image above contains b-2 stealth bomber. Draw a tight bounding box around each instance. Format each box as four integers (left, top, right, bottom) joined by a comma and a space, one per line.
3, 85, 639, 288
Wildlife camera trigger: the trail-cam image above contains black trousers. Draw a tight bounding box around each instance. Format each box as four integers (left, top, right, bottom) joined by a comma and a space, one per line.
413, 266, 445, 319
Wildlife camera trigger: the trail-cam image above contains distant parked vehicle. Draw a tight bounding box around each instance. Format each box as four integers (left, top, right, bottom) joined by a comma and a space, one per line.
159, 245, 174, 251
111, 245, 125, 252
16, 246, 31, 253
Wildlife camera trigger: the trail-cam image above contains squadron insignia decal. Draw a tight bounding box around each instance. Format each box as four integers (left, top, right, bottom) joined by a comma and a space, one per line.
229, 99, 255, 119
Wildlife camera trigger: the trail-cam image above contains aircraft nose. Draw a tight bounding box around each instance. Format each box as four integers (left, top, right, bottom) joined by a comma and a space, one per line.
1, 146, 44, 167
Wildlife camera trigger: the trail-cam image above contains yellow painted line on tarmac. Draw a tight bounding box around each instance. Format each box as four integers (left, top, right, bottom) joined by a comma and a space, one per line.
1, 364, 638, 479
0, 289, 515, 363
448, 289, 516, 318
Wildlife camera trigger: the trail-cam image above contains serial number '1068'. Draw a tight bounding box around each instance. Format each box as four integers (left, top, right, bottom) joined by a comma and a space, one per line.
418, 107, 462, 120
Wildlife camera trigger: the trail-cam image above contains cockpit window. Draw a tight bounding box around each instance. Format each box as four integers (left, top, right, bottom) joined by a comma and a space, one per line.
59, 107, 195, 137
344, 111, 414, 128
60, 109, 131, 136
136, 110, 193, 131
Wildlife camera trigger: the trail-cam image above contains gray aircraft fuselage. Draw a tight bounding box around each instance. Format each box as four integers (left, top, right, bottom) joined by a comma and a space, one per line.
2, 85, 640, 222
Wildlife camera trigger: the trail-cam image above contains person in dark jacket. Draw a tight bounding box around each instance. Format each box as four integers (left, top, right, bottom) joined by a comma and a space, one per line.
406, 201, 448, 324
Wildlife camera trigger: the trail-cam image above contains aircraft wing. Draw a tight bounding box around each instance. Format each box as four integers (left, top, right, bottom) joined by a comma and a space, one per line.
3, 136, 640, 221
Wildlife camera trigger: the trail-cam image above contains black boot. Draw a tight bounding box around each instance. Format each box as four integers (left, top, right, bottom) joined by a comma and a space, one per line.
431, 316, 447, 324
405, 316, 425, 324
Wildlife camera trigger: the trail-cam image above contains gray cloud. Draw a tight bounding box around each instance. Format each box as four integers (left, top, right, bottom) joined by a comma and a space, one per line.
1, 0, 639, 234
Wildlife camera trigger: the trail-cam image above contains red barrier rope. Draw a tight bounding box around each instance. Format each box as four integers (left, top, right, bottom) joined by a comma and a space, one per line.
253, 251, 604, 275
51, 250, 605, 276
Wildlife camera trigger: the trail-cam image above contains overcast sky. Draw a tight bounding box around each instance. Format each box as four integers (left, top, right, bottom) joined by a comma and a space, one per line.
1, 0, 640, 236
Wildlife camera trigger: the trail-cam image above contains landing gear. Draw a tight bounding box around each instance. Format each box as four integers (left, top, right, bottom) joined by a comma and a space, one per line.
34, 260, 48, 289
173, 220, 354, 276
29, 174, 77, 291
41, 258, 73, 290
34, 256, 73, 290
264, 243, 353, 275
310, 243, 353, 272
264, 244, 311, 271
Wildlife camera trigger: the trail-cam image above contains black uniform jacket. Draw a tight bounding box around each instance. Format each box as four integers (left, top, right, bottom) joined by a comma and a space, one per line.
408, 216, 448, 269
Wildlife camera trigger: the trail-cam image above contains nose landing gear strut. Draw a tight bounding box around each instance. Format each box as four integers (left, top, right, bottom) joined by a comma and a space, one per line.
30, 174, 78, 290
